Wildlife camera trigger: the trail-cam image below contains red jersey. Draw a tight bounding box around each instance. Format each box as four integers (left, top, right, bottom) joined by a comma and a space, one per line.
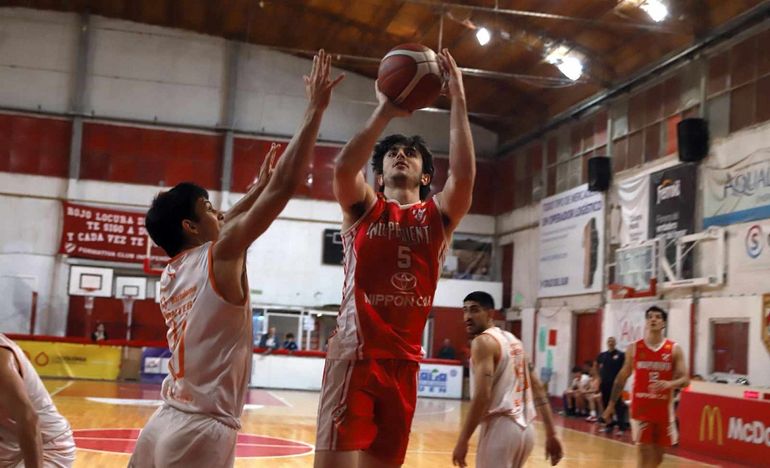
327, 194, 447, 361
630, 338, 676, 422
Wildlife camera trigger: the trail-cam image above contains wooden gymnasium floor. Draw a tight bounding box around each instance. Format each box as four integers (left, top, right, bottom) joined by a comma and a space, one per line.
44, 379, 719, 468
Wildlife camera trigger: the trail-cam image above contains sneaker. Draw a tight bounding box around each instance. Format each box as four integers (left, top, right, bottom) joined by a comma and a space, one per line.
586, 415, 597, 422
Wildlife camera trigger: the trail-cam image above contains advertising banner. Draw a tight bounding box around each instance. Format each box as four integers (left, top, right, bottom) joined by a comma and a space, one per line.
16, 340, 121, 380
617, 174, 650, 245
649, 164, 696, 276
704, 147, 770, 228
679, 390, 770, 466
59, 201, 168, 264
539, 184, 605, 298
417, 362, 463, 399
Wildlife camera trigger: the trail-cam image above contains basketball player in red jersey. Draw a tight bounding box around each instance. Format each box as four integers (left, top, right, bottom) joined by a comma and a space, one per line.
130, 50, 342, 467
314, 49, 475, 468
602, 306, 689, 468
452, 292, 563, 468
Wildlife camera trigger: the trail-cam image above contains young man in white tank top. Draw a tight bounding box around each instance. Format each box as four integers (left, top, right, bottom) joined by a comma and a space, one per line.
452, 292, 564, 468
129, 50, 343, 468
0, 333, 75, 468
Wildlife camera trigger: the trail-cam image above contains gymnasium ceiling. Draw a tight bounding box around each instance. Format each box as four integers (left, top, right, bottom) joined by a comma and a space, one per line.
5, 0, 769, 147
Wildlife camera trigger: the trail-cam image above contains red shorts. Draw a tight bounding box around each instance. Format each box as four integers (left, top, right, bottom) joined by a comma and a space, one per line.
631, 418, 679, 446
315, 359, 419, 465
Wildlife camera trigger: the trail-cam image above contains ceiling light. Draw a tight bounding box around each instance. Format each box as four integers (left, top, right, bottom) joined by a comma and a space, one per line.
545, 45, 584, 81
476, 27, 491, 46
640, 0, 668, 22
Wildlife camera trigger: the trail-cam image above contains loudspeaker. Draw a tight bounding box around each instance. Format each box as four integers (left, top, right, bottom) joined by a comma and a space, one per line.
677, 118, 709, 162
588, 156, 611, 192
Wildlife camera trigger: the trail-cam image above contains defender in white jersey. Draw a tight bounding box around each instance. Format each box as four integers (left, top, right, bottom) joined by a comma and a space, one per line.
452, 292, 563, 468
131, 50, 343, 468
0, 333, 75, 468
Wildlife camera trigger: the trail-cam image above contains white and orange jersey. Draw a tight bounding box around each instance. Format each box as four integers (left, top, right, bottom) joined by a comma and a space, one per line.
630, 338, 676, 423
0, 334, 72, 460
158, 242, 253, 429
472, 327, 536, 428
327, 194, 447, 361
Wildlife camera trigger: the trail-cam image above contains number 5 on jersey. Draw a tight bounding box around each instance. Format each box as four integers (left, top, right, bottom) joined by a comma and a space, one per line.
398, 245, 411, 268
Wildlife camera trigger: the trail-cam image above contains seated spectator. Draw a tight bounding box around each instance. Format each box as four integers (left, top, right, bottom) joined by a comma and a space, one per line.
563, 366, 583, 416
282, 333, 298, 351
437, 338, 456, 360
91, 322, 108, 342
582, 368, 603, 422
259, 327, 280, 350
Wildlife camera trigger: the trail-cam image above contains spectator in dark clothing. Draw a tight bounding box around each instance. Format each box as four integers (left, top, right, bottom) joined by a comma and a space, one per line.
437, 338, 457, 360
259, 327, 280, 350
91, 322, 108, 342
594, 336, 629, 433
283, 333, 298, 351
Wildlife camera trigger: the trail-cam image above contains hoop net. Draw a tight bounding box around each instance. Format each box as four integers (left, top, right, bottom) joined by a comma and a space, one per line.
608, 283, 635, 300
144, 233, 165, 276
121, 297, 136, 314
82, 287, 98, 311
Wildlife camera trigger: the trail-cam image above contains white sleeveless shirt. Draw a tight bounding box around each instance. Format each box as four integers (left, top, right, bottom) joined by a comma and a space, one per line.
158, 242, 253, 429
0, 334, 72, 461
473, 327, 536, 428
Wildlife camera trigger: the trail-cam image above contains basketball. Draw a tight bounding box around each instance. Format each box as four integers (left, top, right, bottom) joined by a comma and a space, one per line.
377, 43, 444, 112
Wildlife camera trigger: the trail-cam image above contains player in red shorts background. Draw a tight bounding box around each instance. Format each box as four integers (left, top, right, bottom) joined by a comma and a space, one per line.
313, 49, 476, 468
603, 306, 689, 468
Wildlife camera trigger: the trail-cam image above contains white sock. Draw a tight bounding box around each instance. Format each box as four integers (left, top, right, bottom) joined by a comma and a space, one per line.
590, 410, 596, 416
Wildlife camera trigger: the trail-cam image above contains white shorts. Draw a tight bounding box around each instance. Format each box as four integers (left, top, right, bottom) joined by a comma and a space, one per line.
476, 416, 535, 468
129, 405, 238, 468
8, 429, 76, 468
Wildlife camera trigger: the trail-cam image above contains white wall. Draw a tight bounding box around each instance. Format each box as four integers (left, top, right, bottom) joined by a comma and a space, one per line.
696, 296, 770, 386
0, 7, 498, 155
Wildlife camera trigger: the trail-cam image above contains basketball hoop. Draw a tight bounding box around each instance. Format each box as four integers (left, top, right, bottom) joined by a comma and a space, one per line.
121, 297, 135, 314
143, 234, 166, 276
82, 287, 98, 313
608, 283, 636, 300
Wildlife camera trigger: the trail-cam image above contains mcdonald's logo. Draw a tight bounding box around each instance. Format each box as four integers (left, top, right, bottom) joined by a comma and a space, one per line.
700, 405, 724, 445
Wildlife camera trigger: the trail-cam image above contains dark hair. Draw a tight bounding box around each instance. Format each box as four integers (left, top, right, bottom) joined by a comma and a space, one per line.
286, 333, 295, 339
145, 182, 209, 257
463, 291, 495, 310
371, 134, 435, 200
572, 366, 582, 373
645, 305, 668, 322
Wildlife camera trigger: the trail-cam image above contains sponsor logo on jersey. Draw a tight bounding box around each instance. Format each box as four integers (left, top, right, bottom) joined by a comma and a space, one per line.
390, 272, 417, 291
412, 207, 427, 224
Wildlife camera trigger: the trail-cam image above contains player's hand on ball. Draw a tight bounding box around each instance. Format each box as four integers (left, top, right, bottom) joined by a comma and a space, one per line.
304, 49, 345, 111
374, 80, 412, 118
545, 435, 564, 466
451, 439, 469, 467
437, 48, 465, 100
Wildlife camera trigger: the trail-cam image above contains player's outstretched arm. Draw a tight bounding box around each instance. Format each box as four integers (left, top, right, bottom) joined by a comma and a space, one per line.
602, 344, 634, 421
333, 82, 410, 228
0, 348, 43, 468
222, 143, 279, 224
216, 50, 343, 259
530, 362, 564, 466
435, 49, 475, 233
452, 334, 495, 468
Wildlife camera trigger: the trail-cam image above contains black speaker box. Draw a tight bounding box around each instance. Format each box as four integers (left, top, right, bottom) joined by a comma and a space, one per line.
588, 156, 611, 192
677, 118, 709, 162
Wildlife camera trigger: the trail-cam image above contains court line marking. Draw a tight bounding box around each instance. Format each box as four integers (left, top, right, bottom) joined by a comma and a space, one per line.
266, 391, 294, 408
49, 381, 74, 397
546, 423, 718, 467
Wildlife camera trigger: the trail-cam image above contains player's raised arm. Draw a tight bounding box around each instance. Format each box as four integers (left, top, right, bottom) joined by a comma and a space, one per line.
333, 83, 410, 228
0, 348, 42, 468
435, 49, 475, 233
452, 334, 495, 467
603, 344, 634, 421
216, 50, 343, 259
529, 360, 564, 466
222, 143, 278, 224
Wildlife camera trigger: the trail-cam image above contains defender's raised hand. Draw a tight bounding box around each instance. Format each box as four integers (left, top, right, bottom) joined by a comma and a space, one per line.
305, 49, 345, 111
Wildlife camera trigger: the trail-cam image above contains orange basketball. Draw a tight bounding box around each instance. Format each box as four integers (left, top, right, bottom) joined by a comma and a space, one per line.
377, 43, 444, 112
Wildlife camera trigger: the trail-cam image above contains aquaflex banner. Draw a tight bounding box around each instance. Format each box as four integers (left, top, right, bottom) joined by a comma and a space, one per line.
538, 184, 604, 298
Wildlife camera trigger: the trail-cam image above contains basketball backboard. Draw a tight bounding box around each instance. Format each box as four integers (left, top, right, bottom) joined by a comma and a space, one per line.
115, 276, 147, 300
658, 226, 725, 290
68, 266, 113, 297
612, 240, 658, 299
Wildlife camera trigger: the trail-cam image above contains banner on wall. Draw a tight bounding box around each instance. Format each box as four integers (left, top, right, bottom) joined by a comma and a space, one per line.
15, 340, 122, 380
649, 164, 696, 277
704, 147, 770, 228
417, 362, 463, 399
617, 174, 650, 245
58, 201, 168, 264
538, 184, 605, 297
763, 294, 770, 356
605, 300, 669, 351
